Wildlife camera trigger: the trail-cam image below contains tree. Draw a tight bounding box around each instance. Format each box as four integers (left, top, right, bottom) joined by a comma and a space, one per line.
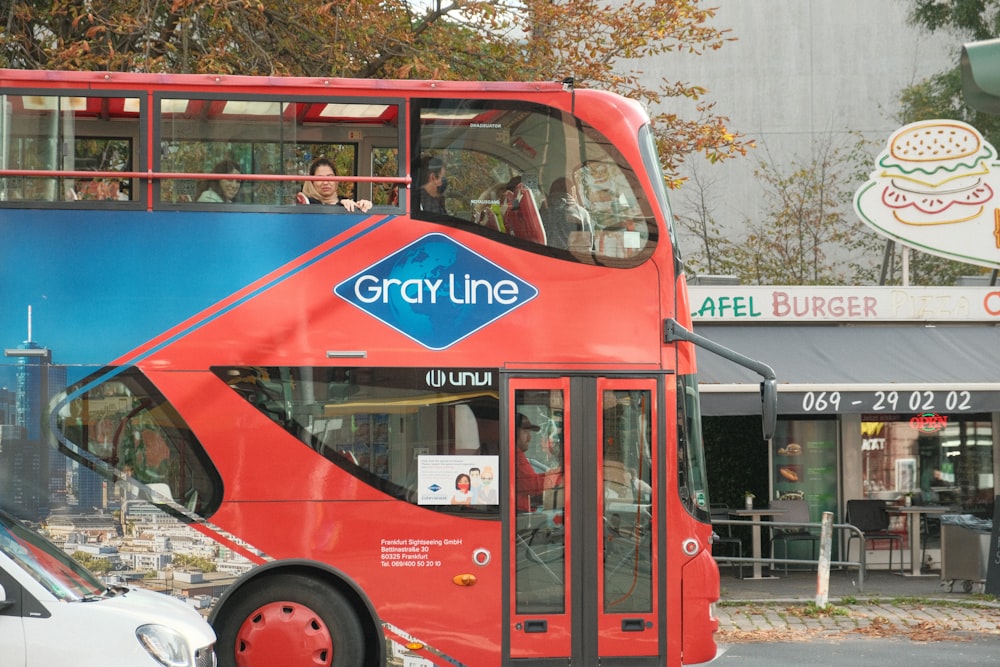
71, 551, 113, 574
681, 135, 876, 285
0, 0, 752, 184
674, 160, 740, 276
908, 0, 996, 42
171, 553, 217, 572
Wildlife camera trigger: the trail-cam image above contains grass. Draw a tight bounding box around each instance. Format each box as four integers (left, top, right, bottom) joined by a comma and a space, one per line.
794, 602, 850, 618
718, 593, 1000, 612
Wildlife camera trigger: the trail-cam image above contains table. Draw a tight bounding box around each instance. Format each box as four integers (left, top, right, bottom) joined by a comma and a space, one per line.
888, 506, 950, 576
728, 508, 786, 580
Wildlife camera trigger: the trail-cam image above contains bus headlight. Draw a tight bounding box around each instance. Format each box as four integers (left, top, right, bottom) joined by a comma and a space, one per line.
136, 624, 194, 667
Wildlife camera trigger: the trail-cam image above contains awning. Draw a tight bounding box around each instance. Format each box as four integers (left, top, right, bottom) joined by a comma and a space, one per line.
694, 324, 1000, 415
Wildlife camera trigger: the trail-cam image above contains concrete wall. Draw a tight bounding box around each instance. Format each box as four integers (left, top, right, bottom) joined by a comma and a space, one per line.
622, 0, 961, 274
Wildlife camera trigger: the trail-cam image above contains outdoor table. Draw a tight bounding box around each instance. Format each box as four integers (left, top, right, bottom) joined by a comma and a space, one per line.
728, 508, 786, 580
888, 505, 950, 576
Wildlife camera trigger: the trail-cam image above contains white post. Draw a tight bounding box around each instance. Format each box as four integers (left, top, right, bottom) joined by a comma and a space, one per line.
815, 511, 833, 608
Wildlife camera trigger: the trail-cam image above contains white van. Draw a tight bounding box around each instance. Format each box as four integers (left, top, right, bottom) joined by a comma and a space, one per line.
0, 509, 216, 666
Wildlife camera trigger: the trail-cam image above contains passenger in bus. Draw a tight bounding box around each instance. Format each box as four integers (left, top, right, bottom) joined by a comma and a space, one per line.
195, 159, 243, 203
296, 157, 373, 212
542, 177, 593, 249
515, 413, 562, 512
66, 178, 128, 201
472, 183, 506, 233
417, 155, 448, 215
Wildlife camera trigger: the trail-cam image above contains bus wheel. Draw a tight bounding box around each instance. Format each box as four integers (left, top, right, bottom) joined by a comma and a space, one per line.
215, 573, 365, 667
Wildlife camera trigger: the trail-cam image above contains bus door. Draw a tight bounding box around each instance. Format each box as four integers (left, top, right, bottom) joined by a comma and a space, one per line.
507, 376, 660, 665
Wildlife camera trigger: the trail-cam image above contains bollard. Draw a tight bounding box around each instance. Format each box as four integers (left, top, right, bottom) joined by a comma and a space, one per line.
815, 511, 833, 608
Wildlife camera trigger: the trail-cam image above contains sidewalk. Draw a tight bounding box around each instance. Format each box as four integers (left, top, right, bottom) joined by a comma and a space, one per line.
715, 566, 1000, 643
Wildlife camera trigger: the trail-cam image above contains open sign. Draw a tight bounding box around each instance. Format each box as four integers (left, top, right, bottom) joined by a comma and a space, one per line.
909, 412, 948, 433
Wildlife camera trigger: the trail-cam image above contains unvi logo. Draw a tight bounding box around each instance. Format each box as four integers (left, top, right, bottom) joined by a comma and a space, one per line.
334, 234, 538, 350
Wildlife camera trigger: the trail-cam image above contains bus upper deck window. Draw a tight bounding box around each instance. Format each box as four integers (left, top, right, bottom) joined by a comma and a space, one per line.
414, 99, 656, 265
0, 93, 138, 204
157, 97, 401, 207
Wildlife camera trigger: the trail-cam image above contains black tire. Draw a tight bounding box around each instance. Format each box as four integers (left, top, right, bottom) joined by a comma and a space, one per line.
214, 572, 365, 667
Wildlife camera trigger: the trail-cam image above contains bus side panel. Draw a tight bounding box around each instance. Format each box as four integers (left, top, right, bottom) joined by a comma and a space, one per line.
128, 221, 664, 371
147, 368, 504, 665
225, 501, 503, 663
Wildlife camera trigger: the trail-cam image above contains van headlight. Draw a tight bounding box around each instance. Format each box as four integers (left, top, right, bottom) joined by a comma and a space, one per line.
136, 624, 194, 667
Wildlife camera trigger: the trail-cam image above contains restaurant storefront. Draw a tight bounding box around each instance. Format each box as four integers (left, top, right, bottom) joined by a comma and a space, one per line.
692, 284, 1000, 569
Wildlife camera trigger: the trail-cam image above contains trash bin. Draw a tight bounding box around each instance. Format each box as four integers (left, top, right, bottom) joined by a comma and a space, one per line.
940, 514, 992, 593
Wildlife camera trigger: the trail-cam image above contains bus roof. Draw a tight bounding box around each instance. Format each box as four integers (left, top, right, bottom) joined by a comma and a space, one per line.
0, 68, 572, 96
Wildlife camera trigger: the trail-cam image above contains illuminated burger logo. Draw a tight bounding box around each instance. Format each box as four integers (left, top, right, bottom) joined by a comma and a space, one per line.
854, 119, 1000, 267
877, 121, 995, 225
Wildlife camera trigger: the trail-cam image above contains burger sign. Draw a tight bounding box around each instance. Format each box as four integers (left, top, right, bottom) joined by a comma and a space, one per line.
854, 119, 1000, 268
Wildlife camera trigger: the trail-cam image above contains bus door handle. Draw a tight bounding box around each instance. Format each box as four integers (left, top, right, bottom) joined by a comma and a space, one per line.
621, 618, 647, 632
522, 619, 548, 633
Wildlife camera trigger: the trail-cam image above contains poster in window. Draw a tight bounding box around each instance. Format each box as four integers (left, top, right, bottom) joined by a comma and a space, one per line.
417, 455, 500, 506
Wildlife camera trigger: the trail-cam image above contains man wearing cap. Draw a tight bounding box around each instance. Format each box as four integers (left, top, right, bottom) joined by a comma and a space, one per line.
515, 412, 562, 512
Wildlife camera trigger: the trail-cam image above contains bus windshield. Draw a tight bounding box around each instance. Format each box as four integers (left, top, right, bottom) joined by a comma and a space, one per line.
678, 374, 710, 521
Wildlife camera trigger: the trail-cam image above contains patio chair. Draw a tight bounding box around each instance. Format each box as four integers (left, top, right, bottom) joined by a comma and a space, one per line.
846, 499, 904, 575
769, 499, 820, 573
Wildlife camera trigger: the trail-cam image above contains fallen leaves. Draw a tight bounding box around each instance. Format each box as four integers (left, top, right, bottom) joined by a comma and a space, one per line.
718, 603, 1000, 644
851, 618, 968, 642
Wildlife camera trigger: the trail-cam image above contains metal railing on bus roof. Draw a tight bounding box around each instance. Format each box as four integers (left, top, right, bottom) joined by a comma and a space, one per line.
0, 168, 412, 185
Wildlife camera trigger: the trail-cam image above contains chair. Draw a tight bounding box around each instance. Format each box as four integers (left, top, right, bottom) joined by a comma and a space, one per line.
769, 499, 820, 573
710, 504, 744, 578
845, 499, 904, 575
501, 180, 547, 245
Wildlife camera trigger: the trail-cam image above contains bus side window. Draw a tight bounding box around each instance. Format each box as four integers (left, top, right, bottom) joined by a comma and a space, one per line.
0, 93, 138, 204
211, 366, 500, 513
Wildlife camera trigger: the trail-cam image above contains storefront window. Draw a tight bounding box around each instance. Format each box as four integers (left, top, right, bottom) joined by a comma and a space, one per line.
771, 419, 839, 517
861, 414, 994, 517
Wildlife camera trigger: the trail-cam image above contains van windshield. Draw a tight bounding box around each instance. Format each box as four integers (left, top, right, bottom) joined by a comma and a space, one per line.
0, 513, 106, 601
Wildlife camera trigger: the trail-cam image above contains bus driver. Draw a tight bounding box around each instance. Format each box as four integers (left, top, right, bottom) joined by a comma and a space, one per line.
514, 413, 562, 513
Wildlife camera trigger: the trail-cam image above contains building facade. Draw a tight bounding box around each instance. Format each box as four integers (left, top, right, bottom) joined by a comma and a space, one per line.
692, 283, 999, 568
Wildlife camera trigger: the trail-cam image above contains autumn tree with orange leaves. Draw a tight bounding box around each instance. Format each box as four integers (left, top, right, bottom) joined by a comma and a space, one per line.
0, 0, 751, 183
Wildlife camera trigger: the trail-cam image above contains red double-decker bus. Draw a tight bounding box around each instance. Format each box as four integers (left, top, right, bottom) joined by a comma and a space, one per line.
0, 70, 774, 666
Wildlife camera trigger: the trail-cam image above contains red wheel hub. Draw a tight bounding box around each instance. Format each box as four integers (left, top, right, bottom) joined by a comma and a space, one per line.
236, 601, 334, 666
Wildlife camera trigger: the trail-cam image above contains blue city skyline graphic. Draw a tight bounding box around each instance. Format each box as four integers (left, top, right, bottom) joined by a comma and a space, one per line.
334, 234, 538, 350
